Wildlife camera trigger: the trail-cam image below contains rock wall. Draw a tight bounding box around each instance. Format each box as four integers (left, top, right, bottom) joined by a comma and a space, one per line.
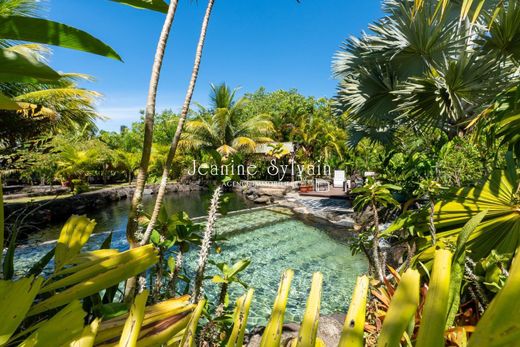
4, 183, 205, 230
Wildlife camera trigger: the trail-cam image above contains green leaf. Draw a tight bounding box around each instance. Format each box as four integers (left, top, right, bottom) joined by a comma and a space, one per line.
0, 92, 19, 110
339, 275, 369, 347
0, 176, 3, 268
416, 249, 452, 347
110, 0, 169, 13
0, 15, 122, 61
295, 272, 323, 347
377, 269, 420, 347
179, 299, 206, 347
468, 246, 520, 346
261, 269, 294, 347
0, 48, 61, 83
26, 247, 55, 277
0, 277, 44, 345
119, 290, 149, 347
96, 302, 129, 320
212, 275, 226, 284
55, 215, 97, 272
226, 259, 251, 278
226, 289, 254, 347
19, 301, 86, 347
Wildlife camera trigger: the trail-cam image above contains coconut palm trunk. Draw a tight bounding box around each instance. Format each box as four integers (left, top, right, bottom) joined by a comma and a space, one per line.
124, 0, 179, 301
140, 0, 216, 246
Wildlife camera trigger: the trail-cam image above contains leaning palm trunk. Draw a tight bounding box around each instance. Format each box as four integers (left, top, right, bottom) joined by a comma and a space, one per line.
193, 187, 221, 302
140, 0, 216, 247
124, 0, 180, 301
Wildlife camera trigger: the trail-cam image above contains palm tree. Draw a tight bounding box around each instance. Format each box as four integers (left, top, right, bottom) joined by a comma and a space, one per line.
138, 0, 217, 249
125, 0, 180, 256
0, 0, 122, 109
352, 179, 401, 281
183, 83, 274, 158
333, 0, 519, 142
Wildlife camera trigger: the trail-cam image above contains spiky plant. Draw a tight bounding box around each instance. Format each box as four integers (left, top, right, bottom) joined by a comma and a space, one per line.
192, 186, 222, 302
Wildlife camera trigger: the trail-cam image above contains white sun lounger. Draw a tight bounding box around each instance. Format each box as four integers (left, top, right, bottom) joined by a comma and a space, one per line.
333, 170, 345, 188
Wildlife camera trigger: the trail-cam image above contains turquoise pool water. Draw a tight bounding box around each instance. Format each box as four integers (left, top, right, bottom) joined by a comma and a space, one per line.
12, 192, 367, 326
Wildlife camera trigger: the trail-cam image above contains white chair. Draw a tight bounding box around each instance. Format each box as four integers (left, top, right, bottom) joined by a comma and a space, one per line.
333, 170, 345, 188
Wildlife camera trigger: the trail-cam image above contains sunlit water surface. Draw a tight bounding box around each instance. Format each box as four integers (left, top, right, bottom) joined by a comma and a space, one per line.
13, 191, 367, 326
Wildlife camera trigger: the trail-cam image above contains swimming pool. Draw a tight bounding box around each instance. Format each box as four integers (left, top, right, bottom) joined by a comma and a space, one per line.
12, 192, 367, 326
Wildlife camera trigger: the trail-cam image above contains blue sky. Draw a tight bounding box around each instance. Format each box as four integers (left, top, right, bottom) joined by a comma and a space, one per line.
47, 0, 383, 131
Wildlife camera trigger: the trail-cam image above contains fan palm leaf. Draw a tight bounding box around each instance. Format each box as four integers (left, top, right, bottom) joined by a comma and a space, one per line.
416, 156, 520, 262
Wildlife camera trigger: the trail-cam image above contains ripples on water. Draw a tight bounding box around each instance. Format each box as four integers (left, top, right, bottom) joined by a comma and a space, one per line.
13, 191, 367, 326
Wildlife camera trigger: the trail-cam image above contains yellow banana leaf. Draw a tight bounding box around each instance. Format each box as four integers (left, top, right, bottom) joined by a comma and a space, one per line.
119, 290, 149, 347
416, 249, 452, 347
295, 272, 323, 347
468, 246, 520, 346
28, 245, 158, 316
226, 289, 254, 347
260, 269, 294, 347
55, 215, 97, 272
339, 275, 369, 347
19, 301, 86, 347
377, 269, 420, 347
0, 277, 44, 346
179, 299, 206, 347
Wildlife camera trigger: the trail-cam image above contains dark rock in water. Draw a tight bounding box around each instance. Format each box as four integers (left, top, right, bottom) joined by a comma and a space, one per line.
246, 315, 343, 347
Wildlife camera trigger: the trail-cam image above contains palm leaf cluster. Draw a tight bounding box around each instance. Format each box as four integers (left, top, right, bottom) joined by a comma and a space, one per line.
333, 0, 520, 145
183, 84, 274, 158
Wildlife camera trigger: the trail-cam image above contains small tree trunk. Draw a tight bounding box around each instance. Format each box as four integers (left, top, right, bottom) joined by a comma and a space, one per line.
124, 0, 180, 302
140, 0, 216, 245
429, 197, 436, 245
371, 201, 384, 282
169, 250, 184, 296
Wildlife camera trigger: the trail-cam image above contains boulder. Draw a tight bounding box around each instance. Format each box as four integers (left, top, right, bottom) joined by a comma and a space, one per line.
256, 187, 287, 198
254, 196, 272, 204
246, 316, 343, 347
